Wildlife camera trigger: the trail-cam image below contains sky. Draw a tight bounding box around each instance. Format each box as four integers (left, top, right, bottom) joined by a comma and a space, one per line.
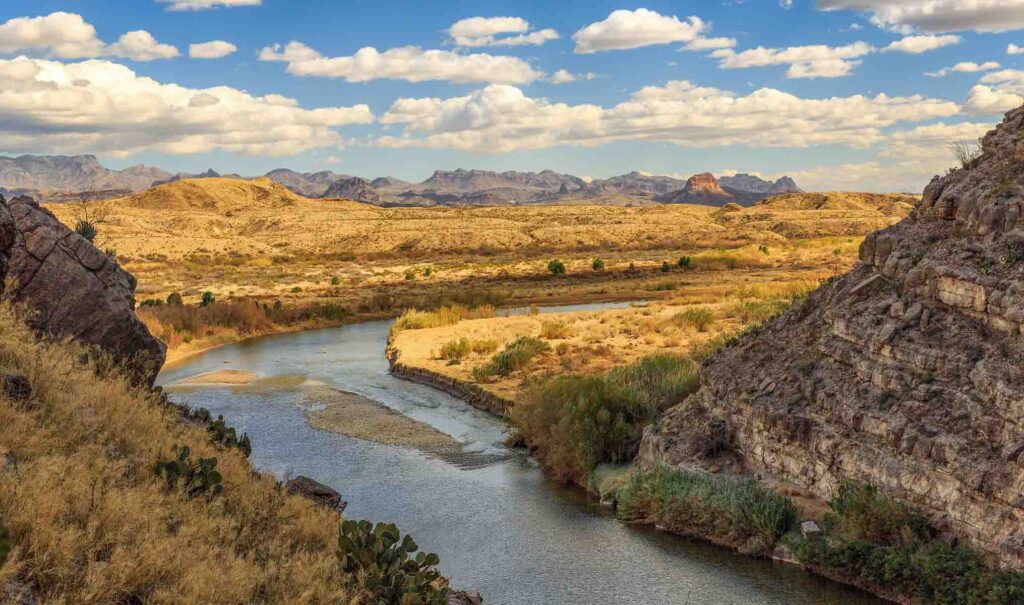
1, 1, 1023, 192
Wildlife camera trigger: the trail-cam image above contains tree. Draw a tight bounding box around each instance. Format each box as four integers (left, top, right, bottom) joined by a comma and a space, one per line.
548, 259, 566, 275
200, 291, 215, 307
592, 258, 605, 271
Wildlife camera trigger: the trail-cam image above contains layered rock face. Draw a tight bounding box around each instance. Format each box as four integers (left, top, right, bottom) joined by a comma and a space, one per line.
0, 195, 165, 384
641, 107, 1024, 569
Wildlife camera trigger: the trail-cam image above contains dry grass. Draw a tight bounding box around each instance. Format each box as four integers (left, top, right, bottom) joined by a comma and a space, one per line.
0, 303, 361, 604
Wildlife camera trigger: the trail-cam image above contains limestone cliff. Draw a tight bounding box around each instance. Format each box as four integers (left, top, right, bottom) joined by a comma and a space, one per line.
640, 107, 1024, 569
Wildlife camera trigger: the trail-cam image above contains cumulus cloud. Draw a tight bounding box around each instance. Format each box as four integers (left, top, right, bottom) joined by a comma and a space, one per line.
549, 69, 596, 84
790, 121, 995, 192
374, 81, 958, 153
258, 41, 540, 83
0, 12, 178, 61
817, 0, 1024, 33
1010, 44, 1024, 55
189, 40, 237, 59
157, 0, 261, 10
572, 9, 735, 54
925, 61, 1000, 77
711, 42, 874, 78
448, 17, 559, 47
882, 34, 960, 54
965, 69, 1024, 114
0, 56, 373, 157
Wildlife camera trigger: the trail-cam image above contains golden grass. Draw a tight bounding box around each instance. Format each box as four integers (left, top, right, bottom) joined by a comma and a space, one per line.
0, 304, 361, 604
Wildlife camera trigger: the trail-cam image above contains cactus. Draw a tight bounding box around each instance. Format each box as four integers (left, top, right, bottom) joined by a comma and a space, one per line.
337, 519, 449, 604
155, 445, 223, 499
182, 406, 252, 457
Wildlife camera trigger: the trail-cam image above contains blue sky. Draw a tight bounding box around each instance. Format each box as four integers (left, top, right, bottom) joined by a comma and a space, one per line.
1, 1, 1023, 191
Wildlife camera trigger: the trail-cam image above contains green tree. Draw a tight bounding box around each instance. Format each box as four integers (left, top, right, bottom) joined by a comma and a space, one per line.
548, 259, 566, 275
592, 258, 605, 271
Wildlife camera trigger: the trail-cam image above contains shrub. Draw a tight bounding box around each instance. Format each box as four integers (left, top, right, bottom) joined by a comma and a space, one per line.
509, 354, 698, 483
675, 308, 714, 332
661, 261, 671, 272
592, 258, 605, 271
393, 305, 496, 332
439, 337, 471, 364
200, 291, 215, 307
548, 259, 566, 275
617, 466, 796, 554
330, 276, 341, 286
154, 445, 223, 499
677, 256, 692, 269
337, 520, 449, 605
291, 286, 302, 293
731, 300, 789, 325
166, 292, 184, 306
474, 336, 550, 380
540, 319, 574, 340
183, 407, 252, 457
74, 219, 98, 242
404, 268, 417, 281
423, 266, 434, 277
470, 338, 500, 354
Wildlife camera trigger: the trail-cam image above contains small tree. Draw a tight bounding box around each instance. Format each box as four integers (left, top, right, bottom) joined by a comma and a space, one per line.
548, 259, 566, 275
166, 292, 184, 306
592, 258, 605, 271
200, 291, 215, 307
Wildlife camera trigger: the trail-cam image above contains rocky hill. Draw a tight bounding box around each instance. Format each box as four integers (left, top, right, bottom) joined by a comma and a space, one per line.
640, 107, 1024, 569
0, 155, 170, 202
264, 169, 349, 197
657, 172, 802, 206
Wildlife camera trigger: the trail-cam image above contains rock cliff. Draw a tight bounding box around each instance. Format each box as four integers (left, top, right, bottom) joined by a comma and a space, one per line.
640, 107, 1024, 569
0, 195, 165, 384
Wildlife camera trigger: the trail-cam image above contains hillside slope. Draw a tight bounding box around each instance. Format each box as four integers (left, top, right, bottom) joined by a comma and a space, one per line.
641, 108, 1024, 568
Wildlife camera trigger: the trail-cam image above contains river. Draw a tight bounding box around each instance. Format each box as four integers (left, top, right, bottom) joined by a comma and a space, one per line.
157, 303, 883, 605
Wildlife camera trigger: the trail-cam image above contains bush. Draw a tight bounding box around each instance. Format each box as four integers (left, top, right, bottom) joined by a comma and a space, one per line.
166, 292, 184, 306
617, 466, 796, 554
393, 305, 495, 332
404, 268, 417, 281
474, 336, 550, 380
675, 308, 714, 332
677, 256, 692, 269
509, 354, 698, 483
154, 445, 223, 500
330, 276, 341, 286
439, 337, 471, 364
592, 258, 605, 271
548, 259, 566, 275
337, 520, 449, 605
183, 407, 252, 457
200, 291, 215, 307
470, 338, 500, 354
731, 300, 789, 325
74, 219, 98, 242
540, 319, 574, 340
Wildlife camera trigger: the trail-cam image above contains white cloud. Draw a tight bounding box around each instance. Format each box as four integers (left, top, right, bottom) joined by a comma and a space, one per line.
1010, 44, 1024, 55
258, 41, 541, 84
0, 56, 373, 157
882, 34, 960, 54
572, 9, 735, 54
790, 121, 995, 192
448, 17, 559, 47
711, 42, 874, 78
925, 61, 1000, 77
964, 69, 1024, 114
157, 0, 261, 10
549, 69, 596, 84
375, 80, 958, 153
817, 1, 1024, 33
189, 40, 237, 59
106, 31, 180, 61
0, 12, 178, 62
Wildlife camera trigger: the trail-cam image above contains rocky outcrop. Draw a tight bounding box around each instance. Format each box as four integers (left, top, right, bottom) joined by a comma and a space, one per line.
660, 173, 736, 206
0, 195, 165, 384
641, 107, 1024, 570
285, 476, 347, 512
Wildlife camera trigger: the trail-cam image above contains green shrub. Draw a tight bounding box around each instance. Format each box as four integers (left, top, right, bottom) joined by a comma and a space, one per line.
200, 291, 215, 307
661, 261, 671, 272
291, 286, 303, 293
548, 259, 566, 275
509, 354, 698, 483
675, 308, 714, 332
404, 268, 417, 281
677, 256, 692, 269
592, 258, 605, 271
330, 276, 341, 286
154, 446, 223, 500
166, 292, 184, 306
474, 336, 550, 379
617, 466, 796, 554
439, 337, 471, 364
337, 520, 449, 605
74, 219, 98, 242
184, 407, 252, 457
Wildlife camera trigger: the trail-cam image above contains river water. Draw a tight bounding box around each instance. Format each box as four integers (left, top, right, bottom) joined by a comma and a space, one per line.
157, 304, 883, 605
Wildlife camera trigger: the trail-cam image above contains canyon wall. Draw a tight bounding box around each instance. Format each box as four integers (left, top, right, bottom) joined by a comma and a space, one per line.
640, 107, 1024, 569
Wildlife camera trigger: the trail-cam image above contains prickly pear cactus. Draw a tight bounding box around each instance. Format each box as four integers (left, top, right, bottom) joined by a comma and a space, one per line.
337, 519, 449, 604
154, 445, 223, 499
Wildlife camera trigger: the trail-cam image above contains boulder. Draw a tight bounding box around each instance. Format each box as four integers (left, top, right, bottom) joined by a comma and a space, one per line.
285, 476, 347, 512
1, 196, 165, 385
448, 590, 483, 605
2, 374, 31, 401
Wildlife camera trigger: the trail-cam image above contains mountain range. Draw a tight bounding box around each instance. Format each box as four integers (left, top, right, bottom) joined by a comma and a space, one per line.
0, 154, 802, 208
